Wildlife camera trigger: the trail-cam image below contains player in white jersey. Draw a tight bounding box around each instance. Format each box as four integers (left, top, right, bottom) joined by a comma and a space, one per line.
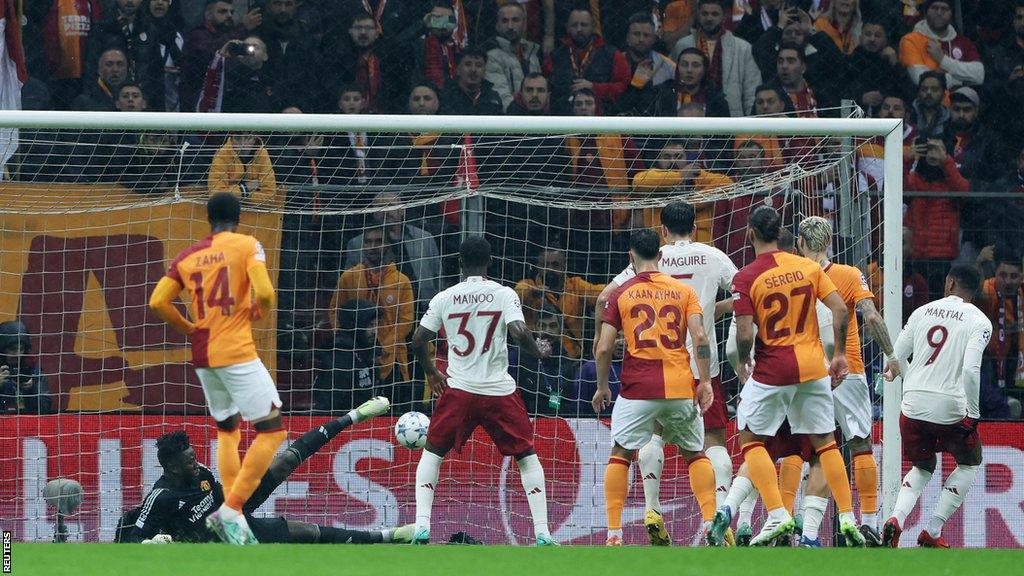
595, 201, 738, 546
408, 236, 556, 546
882, 265, 991, 548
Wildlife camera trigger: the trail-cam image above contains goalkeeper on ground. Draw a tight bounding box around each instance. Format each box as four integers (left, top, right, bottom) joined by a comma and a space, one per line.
117, 397, 414, 544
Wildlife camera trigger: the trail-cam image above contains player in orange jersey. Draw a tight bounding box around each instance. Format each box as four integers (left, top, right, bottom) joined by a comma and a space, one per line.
594, 229, 717, 546
709, 206, 864, 547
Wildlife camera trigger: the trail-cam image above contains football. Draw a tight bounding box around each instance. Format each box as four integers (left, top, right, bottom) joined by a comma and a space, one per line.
395, 411, 430, 449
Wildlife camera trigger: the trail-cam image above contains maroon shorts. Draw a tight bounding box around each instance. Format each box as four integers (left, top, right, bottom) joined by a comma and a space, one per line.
703, 376, 729, 431
427, 388, 535, 456
900, 413, 980, 463
766, 420, 814, 462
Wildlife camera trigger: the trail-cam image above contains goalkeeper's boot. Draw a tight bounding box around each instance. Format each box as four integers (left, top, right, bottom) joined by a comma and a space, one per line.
605, 535, 623, 546
355, 396, 391, 421
917, 530, 950, 548
736, 522, 753, 547
411, 527, 430, 545
839, 519, 866, 548
881, 517, 902, 548
535, 534, 559, 547
391, 524, 417, 544
706, 505, 732, 547
644, 509, 671, 546
798, 535, 822, 548
750, 514, 796, 547
859, 524, 883, 547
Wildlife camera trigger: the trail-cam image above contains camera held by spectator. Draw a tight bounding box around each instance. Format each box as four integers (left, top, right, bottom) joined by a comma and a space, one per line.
0, 321, 53, 414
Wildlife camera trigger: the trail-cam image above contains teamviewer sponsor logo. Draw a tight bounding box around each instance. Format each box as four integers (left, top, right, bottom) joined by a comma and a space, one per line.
2, 529, 11, 574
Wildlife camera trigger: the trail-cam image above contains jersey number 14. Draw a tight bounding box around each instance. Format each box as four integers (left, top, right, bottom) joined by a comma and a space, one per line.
189, 268, 235, 319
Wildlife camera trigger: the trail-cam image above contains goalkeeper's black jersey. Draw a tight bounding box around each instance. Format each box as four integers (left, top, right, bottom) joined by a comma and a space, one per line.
134, 465, 224, 542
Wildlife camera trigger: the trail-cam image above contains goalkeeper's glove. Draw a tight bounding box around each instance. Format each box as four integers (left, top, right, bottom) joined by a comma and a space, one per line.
142, 534, 173, 544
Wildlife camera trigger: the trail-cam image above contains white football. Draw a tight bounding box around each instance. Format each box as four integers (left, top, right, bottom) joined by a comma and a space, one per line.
395, 411, 430, 449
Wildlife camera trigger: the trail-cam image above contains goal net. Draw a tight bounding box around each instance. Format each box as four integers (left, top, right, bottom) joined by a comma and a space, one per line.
0, 110, 917, 545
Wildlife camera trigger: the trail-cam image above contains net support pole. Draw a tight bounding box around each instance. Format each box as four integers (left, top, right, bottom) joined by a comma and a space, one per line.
881, 123, 905, 518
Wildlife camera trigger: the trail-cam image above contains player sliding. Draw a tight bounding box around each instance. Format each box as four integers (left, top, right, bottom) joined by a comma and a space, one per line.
712, 206, 863, 547
409, 236, 556, 546
149, 192, 285, 545
882, 265, 991, 548
594, 228, 717, 546
123, 398, 411, 544
595, 202, 737, 546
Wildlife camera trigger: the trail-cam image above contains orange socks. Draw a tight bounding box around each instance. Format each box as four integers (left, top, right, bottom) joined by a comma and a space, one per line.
779, 455, 804, 515
741, 442, 784, 512
216, 427, 241, 493
817, 442, 854, 514
604, 456, 630, 531
225, 429, 288, 512
853, 452, 879, 516
687, 456, 717, 522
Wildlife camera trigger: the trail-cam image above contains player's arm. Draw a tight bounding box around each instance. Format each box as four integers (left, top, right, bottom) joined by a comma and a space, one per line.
592, 322, 617, 413
148, 277, 196, 335
962, 321, 992, 420
886, 313, 916, 381
411, 325, 444, 396
735, 313, 755, 384
714, 298, 733, 320
247, 263, 276, 320
508, 319, 550, 359
592, 281, 620, 357
687, 313, 714, 415
857, 296, 899, 378
822, 290, 850, 385
133, 489, 171, 542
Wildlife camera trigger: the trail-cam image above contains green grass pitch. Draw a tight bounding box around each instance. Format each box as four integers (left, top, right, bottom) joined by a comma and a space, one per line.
9, 544, 1022, 576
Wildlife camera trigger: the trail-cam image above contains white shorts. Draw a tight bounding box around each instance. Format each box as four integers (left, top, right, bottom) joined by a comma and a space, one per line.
737, 377, 836, 436
832, 373, 872, 440
196, 358, 281, 422
610, 396, 704, 452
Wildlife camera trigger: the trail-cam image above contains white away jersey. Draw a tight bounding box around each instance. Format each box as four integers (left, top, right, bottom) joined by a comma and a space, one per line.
420, 276, 525, 396
613, 240, 738, 377
894, 295, 992, 424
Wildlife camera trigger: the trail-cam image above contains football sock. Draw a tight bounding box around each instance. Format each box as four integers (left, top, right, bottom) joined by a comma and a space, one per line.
317, 526, 383, 544
688, 455, 717, 522
926, 464, 979, 537
216, 427, 241, 494
741, 442, 785, 514
738, 488, 758, 528
605, 456, 630, 532
778, 455, 804, 515
801, 495, 829, 541
817, 442, 854, 514
517, 454, 551, 538
853, 451, 879, 527
705, 445, 733, 508
225, 428, 287, 512
415, 450, 443, 531
638, 435, 665, 512
892, 466, 933, 525
724, 474, 754, 516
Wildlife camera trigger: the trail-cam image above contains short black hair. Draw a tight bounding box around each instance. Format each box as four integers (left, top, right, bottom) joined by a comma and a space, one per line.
207, 192, 241, 226
919, 70, 948, 92
627, 11, 655, 27
156, 431, 192, 468
748, 206, 782, 242
630, 228, 661, 261
459, 235, 491, 268
948, 264, 981, 296
661, 201, 696, 236
697, 0, 728, 9
520, 72, 548, 90
456, 46, 487, 65
861, 18, 890, 36
778, 228, 795, 252
777, 42, 806, 64
349, 11, 375, 25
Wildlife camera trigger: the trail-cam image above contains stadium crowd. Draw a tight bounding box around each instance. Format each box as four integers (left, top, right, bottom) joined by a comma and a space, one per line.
4, 0, 1024, 420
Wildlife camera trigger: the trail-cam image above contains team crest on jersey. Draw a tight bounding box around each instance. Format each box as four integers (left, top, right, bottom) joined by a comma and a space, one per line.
200, 480, 211, 491
952, 47, 962, 59
386, 295, 395, 304
904, 284, 914, 298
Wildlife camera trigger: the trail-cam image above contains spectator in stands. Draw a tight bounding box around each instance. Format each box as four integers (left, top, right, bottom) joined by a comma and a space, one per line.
648, 47, 730, 118
35, 0, 102, 110
485, 2, 542, 112
753, 6, 845, 103
775, 42, 834, 116
909, 71, 951, 139
0, 321, 52, 415
147, 0, 184, 111
949, 86, 1003, 184
439, 48, 504, 115
254, 0, 320, 112
320, 12, 393, 113
543, 6, 630, 114
566, 89, 644, 185
506, 73, 551, 115
412, 2, 461, 91
904, 136, 969, 275
72, 48, 129, 111
736, 85, 794, 166
992, 144, 1024, 195
313, 299, 379, 413
845, 18, 915, 117
333, 225, 415, 387
899, 0, 984, 88
197, 37, 272, 112
867, 227, 931, 324
671, 0, 761, 117
814, 0, 862, 55
86, 0, 165, 108
115, 83, 148, 111
617, 12, 677, 117
985, 0, 1024, 159
715, 139, 775, 265
180, 0, 260, 112
515, 247, 605, 360
509, 304, 580, 416
978, 253, 1024, 419
735, 0, 784, 45
331, 0, 427, 52
208, 133, 279, 206
571, 330, 623, 417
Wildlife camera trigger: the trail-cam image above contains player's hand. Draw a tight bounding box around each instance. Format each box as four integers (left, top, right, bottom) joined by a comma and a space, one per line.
829, 355, 849, 388
534, 338, 553, 359
592, 387, 612, 414
883, 356, 901, 381
694, 380, 713, 415
426, 371, 448, 398
142, 534, 174, 544
956, 416, 978, 436
926, 39, 944, 64
736, 359, 753, 386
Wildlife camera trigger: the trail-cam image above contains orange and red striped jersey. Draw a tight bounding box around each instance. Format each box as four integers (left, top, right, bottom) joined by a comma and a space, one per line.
731, 251, 838, 385
165, 231, 266, 368
603, 271, 703, 400
825, 262, 874, 375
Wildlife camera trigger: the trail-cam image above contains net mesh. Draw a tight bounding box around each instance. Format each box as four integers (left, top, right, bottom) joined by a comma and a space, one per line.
0, 113, 896, 545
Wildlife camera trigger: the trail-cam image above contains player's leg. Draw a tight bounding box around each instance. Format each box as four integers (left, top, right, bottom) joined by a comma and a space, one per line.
637, 426, 667, 545
283, 520, 414, 544
703, 376, 734, 509
833, 373, 880, 541
413, 389, 473, 544
196, 367, 242, 492
884, 415, 939, 547
659, 400, 716, 545
796, 457, 829, 547
918, 424, 983, 548
605, 396, 657, 546
736, 481, 758, 546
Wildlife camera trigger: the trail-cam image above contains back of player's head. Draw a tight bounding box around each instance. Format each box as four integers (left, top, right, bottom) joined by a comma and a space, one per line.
748, 206, 781, 243
797, 216, 833, 253
156, 430, 192, 469
661, 201, 696, 236
947, 264, 981, 297
629, 228, 661, 261
459, 235, 491, 269
207, 192, 241, 226
777, 229, 795, 252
